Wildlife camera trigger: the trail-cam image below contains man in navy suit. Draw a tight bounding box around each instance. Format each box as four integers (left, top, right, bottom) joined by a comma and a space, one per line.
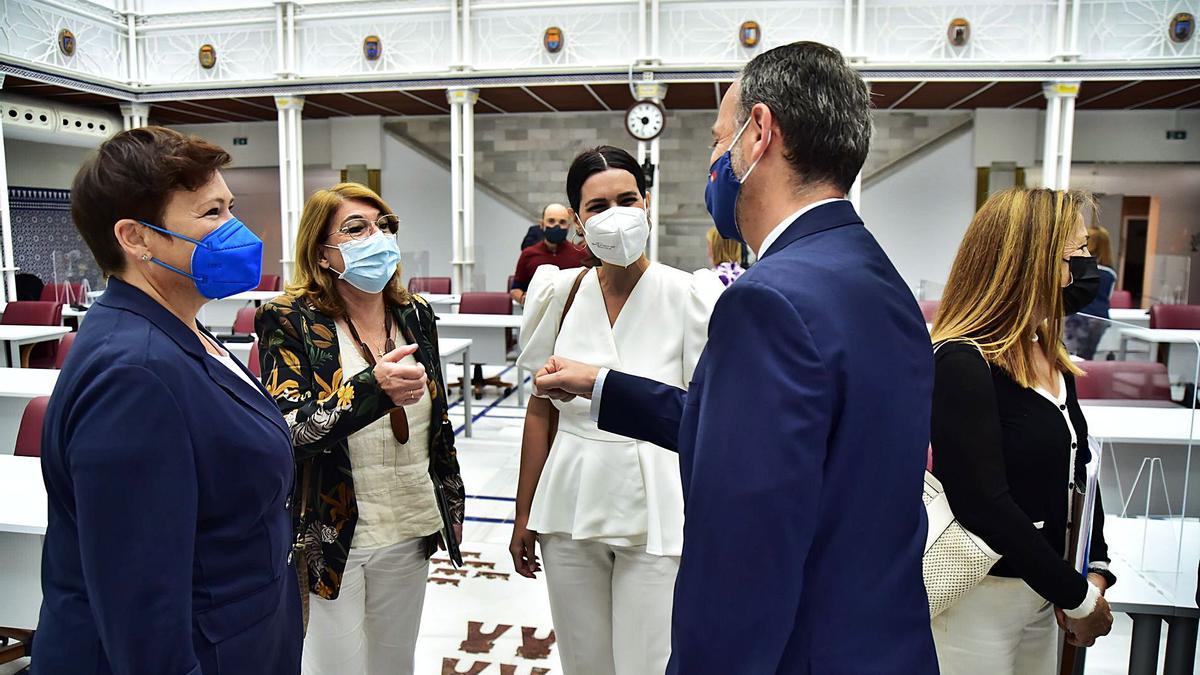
533, 42, 938, 673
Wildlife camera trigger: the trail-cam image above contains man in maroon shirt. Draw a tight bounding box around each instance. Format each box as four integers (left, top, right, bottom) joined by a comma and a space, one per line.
510, 203, 587, 305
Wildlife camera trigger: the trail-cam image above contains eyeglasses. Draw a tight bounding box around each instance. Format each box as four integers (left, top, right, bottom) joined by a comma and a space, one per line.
331, 214, 401, 241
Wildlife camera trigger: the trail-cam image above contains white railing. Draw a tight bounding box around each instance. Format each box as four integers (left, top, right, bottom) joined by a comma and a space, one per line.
0, 0, 1195, 92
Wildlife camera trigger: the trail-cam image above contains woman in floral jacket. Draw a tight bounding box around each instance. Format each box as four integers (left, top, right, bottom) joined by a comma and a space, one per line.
256, 183, 464, 675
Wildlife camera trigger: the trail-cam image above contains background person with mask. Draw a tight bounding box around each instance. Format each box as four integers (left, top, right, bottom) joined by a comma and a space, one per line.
511, 203, 587, 305
531, 43, 939, 674
256, 183, 464, 675
509, 146, 723, 675
929, 188, 1114, 674
1063, 225, 1118, 359
36, 126, 302, 674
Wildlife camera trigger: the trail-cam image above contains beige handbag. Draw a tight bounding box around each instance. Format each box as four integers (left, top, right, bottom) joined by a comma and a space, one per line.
924, 341, 1002, 617
922, 470, 1001, 616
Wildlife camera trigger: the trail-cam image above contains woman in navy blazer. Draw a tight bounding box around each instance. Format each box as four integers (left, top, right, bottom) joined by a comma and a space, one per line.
33, 127, 301, 674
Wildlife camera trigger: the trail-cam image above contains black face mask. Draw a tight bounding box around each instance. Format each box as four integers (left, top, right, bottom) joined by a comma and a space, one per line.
1063, 255, 1100, 316
544, 227, 569, 245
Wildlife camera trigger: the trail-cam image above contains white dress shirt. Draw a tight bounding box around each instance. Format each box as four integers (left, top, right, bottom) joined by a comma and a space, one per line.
589, 198, 850, 421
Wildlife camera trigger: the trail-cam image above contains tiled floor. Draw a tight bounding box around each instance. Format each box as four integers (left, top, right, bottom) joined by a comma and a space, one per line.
1, 369, 1182, 674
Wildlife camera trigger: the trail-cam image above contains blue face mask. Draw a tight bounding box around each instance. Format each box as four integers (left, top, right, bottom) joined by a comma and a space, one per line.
140, 216, 263, 299
325, 232, 401, 294
704, 116, 771, 243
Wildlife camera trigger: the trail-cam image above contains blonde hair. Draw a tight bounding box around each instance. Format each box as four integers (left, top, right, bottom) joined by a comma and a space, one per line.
931, 187, 1094, 388
706, 226, 742, 266
1088, 225, 1113, 268
286, 182, 409, 317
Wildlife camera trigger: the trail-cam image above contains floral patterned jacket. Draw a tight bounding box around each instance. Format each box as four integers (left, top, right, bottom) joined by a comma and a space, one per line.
255, 292, 465, 600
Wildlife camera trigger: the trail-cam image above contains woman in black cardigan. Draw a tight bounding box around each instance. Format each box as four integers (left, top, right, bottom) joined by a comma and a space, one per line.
929, 187, 1115, 674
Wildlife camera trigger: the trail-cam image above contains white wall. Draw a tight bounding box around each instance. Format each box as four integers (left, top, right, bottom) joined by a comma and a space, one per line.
976, 109, 1200, 167
220, 166, 342, 279
331, 116, 382, 170
169, 119, 332, 169
862, 129, 976, 292
1069, 110, 1200, 164
4, 140, 94, 188
380, 132, 531, 292
973, 109, 1038, 167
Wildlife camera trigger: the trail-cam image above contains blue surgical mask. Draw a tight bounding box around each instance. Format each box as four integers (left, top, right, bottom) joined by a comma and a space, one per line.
324, 232, 401, 294
544, 226, 569, 245
140, 216, 263, 299
704, 116, 771, 243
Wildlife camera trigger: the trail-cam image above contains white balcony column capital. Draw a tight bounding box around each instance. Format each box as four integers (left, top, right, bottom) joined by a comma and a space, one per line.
274, 95, 305, 112
1042, 81, 1081, 101
446, 88, 479, 107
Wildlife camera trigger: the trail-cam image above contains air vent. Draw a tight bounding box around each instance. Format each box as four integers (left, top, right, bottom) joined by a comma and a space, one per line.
0, 94, 119, 148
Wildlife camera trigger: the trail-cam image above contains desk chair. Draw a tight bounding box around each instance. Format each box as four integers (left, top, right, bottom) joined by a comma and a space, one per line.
39, 282, 85, 305
15, 273, 43, 302
1, 397, 48, 668
1109, 290, 1133, 310
15, 396, 49, 458
452, 292, 515, 400
1149, 304, 1200, 329
918, 300, 940, 324
1, 301, 63, 368
1148, 305, 1200, 365
1076, 361, 1171, 401
255, 275, 281, 292
248, 342, 262, 378
216, 307, 257, 343
408, 277, 452, 294
53, 332, 77, 369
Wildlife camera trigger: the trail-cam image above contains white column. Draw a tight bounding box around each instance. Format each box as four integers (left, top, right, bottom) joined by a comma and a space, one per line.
1058, 92, 1077, 189
275, 95, 305, 282
462, 91, 477, 291
120, 102, 150, 130
124, 0, 139, 85
448, 97, 463, 292
274, 0, 287, 75
1041, 82, 1079, 190
1041, 89, 1062, 189
650, 0, 660, 61
649, 138, 660, 262
447, 88, 478, 292
0, 75, 16, 302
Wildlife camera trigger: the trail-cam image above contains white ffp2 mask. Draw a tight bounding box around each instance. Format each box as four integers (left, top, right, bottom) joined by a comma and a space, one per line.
579, 206, 650, 267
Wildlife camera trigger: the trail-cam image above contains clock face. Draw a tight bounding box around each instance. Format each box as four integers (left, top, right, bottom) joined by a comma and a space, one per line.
626, 101, 665, 141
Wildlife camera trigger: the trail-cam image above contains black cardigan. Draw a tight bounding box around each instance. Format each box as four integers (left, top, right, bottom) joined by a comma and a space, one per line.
931, 341, 1111, 610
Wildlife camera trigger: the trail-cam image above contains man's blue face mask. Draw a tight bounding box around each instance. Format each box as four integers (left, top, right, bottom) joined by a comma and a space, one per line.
704, 116, 771, 244
139, 216, 264, 299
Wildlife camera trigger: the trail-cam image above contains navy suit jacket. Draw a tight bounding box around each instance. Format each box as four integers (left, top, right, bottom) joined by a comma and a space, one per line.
598, 201, 938, 674
34, 277, 302, 675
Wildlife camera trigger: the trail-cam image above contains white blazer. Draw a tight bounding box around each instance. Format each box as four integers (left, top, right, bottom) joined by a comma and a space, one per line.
516, 262, 724, 556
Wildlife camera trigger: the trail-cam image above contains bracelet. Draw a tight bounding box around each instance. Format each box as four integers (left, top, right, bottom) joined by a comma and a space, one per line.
1087, 564, 1117, 589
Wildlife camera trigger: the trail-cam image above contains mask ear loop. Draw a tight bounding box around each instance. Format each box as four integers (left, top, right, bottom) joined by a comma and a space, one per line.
138, 220, 206, 282
739, 125, 772, 184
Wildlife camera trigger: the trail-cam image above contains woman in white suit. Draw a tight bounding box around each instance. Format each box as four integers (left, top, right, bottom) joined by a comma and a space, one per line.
508, 145, 723, 675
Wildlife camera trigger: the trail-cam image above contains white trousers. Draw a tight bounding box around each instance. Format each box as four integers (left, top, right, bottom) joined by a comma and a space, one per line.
932, 575, 1059, 675
538, 534, 679, 675
301, 538, 430, 675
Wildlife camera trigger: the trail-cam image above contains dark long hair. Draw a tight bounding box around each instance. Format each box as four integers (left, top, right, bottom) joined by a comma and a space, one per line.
566, 146, 648, 267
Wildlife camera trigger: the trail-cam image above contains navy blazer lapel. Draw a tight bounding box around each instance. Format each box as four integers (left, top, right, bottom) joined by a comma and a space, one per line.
96, 277, 208, 360
760, 200, 863, 260
98, 277, 291, 438
198, 326, 291, 438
